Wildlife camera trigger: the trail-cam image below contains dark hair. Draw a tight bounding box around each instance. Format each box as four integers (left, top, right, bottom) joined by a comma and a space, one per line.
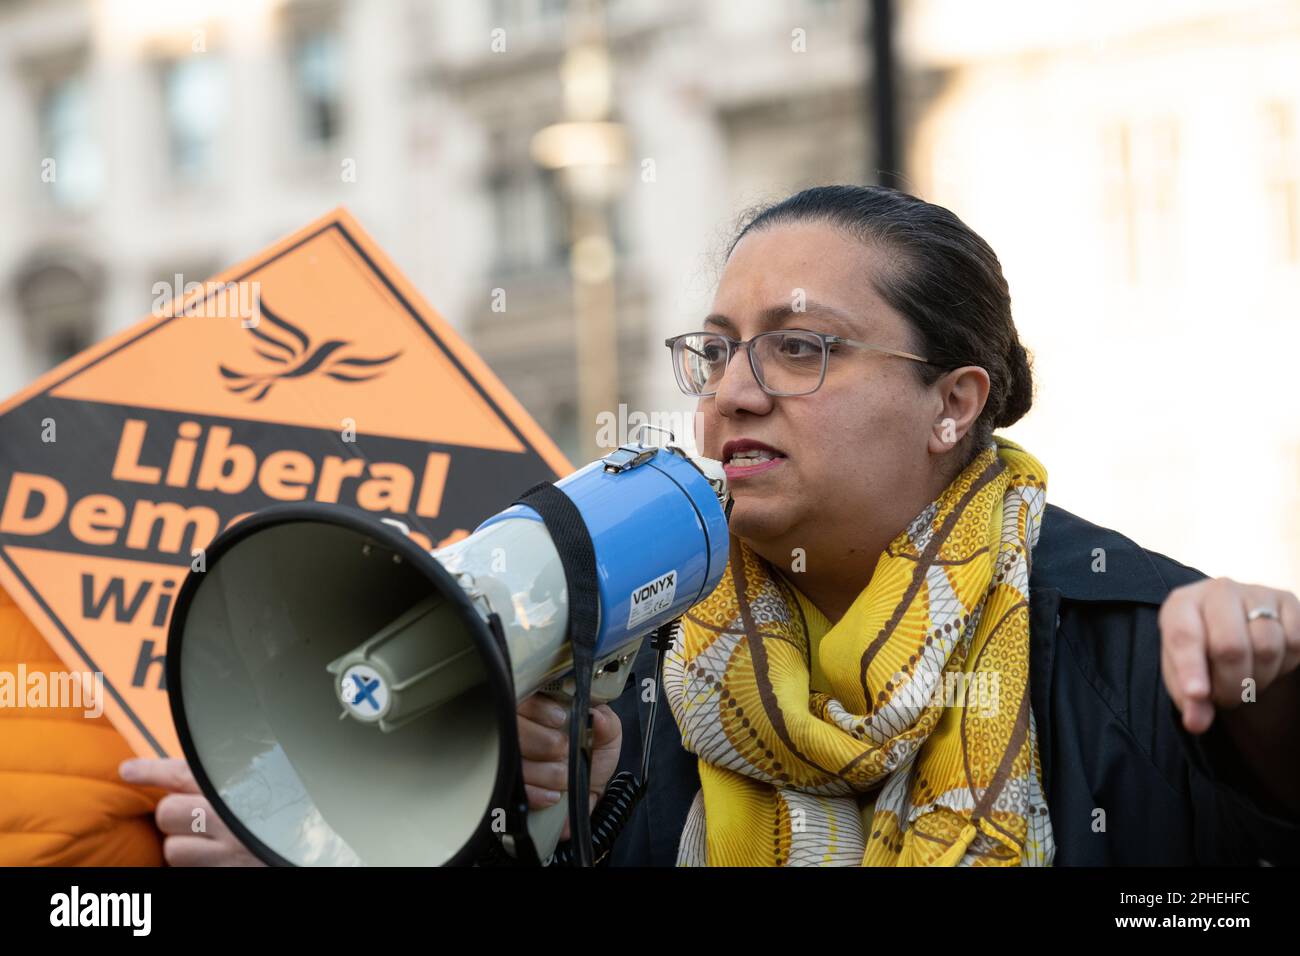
727, 184, 1033, 458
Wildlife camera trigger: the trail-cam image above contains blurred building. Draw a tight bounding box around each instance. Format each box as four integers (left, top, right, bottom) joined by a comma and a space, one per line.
905, 0, 1300, 590
0, 0, 872, 462
0, 0, 418, 388
0, 0, 1296, 588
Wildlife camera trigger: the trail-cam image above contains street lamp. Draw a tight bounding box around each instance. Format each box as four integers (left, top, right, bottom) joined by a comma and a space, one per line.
530, 2, 628, 462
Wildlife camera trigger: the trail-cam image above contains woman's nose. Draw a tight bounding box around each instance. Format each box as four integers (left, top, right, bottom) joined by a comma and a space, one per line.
713, 344, 773, 417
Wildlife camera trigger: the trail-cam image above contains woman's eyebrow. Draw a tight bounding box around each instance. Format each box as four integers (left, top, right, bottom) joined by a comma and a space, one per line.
703, 301, 861, 334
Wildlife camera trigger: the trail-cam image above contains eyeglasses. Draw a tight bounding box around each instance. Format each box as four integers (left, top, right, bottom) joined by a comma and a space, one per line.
664, 329, 933, 397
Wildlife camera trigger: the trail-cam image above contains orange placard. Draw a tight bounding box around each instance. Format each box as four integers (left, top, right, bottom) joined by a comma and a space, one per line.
0, 208, 571, 757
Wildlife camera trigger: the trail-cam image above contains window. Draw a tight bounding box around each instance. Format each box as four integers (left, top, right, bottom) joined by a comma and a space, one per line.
489, 168, 568, 273
37, 72, 103, 209
488, 128, 569, 273
540, 0, 569, 20
290, 29, 342, 147
46, 325, 94, 366
161, 55, 228, 184
491, 0, 569, 32
14, 258, 101, 372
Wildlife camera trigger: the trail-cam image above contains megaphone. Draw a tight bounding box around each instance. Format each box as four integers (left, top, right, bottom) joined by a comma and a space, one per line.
165, 428, 729, 866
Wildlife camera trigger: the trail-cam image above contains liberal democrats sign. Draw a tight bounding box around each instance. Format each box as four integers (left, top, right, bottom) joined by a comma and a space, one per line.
0, 208, 569, 757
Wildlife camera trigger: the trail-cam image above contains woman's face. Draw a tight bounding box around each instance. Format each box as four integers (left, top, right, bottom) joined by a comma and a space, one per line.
695, 221, 954, 557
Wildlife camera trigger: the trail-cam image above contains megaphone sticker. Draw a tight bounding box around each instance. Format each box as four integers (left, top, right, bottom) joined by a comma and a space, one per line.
339, 665, 389, 721
628, 569, 678, 630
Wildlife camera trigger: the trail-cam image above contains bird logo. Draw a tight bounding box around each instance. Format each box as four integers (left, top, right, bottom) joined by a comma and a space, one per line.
218, 300, 402, 402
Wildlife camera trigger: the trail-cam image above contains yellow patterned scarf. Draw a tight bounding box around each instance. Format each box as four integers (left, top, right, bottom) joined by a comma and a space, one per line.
664, 437, 1055, 866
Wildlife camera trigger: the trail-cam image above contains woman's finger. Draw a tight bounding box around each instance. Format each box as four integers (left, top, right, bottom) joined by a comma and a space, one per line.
1159, 585, 1213, 732
522, 755, 569, 793
1279, 590, 1300, 675
517, 694, 569, 730
1242, 585, 1286, 691
524, 783, 564, 810
155, 793, 211, 836
1201, 579, 1253, 710
162, 834, 261, 867
119, 757, 201, 794
591, 704, 620, 749
517, 715, 568, 762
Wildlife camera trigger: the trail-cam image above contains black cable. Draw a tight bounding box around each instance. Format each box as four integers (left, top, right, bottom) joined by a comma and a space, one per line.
567, 643, 596, 867
550, 617, 679, 867
641, 618, 676, 783
550, 771, 644, 866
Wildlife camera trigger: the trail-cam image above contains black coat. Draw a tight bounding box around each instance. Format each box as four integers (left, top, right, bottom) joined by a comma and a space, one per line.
602, 504, 1300, 866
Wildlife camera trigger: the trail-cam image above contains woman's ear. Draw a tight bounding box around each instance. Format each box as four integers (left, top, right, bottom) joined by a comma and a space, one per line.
927, 365, 991, 454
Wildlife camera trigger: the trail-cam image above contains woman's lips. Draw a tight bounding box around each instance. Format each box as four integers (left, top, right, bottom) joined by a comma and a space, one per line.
722, 456, 785, 480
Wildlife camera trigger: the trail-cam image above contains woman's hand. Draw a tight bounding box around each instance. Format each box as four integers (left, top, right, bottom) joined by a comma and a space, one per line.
119, 758, 266, 867
1159, 578, 1300, 734
516, 695, 622, 840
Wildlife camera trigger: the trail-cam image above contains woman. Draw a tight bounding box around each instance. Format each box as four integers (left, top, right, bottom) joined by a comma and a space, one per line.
125, 185, 1300, 867
521, 184, 1300, 867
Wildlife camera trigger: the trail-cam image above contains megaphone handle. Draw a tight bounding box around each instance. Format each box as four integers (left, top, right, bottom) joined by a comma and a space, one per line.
525, 691, 587, 862
527, 798, 571, 863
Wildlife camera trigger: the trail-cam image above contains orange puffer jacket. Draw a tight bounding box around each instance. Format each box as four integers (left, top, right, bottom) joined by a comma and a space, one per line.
0, 586, 163, 865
